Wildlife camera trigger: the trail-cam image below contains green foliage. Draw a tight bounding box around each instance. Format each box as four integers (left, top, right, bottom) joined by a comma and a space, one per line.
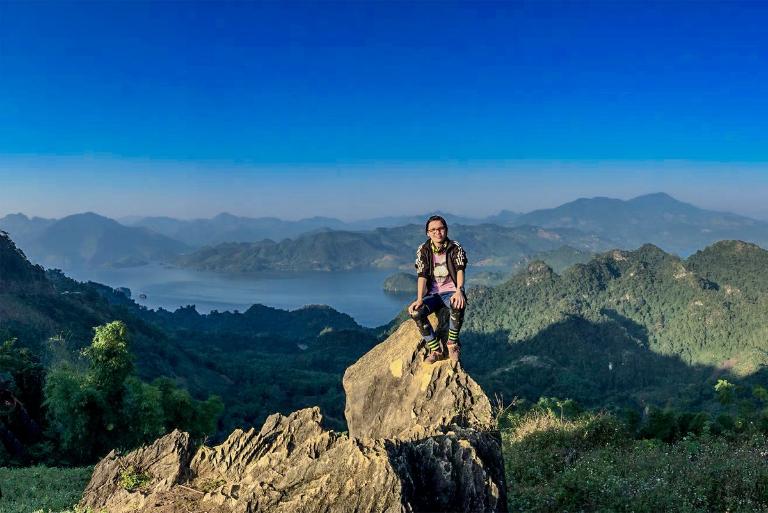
533, 396, 582, 421
152, 377, 224, 438
120, 377, 165, 446
502, 409, 768, 512
118, 465, 151, 491
196, 478, 226, 493
43, 363, 106, 462
462, 242, 768, 416
0, 465, 91, 513
754, 385, 768, 403
501, 409, 628, 488
715, 378, 736, 405
42, 322, 222, 464
82, 321, 132, 398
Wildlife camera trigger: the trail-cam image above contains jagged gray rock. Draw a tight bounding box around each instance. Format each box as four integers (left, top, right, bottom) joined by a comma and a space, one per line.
78, 317, 507, 513
190, 407, 405, 513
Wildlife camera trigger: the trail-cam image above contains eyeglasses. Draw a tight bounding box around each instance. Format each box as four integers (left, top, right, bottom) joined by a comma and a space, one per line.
427, 227, 446, 233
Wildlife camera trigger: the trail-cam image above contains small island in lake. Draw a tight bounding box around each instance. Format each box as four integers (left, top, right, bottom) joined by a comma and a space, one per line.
382, 272, 417, 294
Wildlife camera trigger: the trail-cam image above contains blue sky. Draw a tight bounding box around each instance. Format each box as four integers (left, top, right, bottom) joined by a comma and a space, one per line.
1, 1, 767, 219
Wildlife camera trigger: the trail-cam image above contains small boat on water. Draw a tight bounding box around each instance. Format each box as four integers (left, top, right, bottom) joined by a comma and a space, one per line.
139, 293, 147, 300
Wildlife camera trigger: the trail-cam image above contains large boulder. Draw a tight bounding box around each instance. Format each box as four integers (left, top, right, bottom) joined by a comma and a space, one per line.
79, 318, 507, 513
344, 314, 494, 440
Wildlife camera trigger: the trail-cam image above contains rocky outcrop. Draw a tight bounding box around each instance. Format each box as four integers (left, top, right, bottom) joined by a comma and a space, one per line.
80, 430, 195, 512
79, 315, 507, 513
189, 408, 405, 513
344, 314, 493, 440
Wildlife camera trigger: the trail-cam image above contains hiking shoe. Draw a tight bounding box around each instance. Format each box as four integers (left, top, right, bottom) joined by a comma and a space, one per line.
425, 348, 445, 364
447, 342, 461, 363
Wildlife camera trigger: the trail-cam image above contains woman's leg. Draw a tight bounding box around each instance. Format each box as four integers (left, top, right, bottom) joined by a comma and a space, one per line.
410, 293, 445, 355
445, 293, 465, 362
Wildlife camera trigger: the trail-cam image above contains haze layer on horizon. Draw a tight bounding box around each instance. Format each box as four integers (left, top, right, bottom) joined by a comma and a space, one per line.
2, 158, 768, 221
2, 1, 767, 220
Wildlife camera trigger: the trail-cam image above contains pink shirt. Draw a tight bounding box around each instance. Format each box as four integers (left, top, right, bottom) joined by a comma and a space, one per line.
429, 252, 457, 295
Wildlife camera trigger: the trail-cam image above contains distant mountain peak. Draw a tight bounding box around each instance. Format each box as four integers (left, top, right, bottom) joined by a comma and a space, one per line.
62, 211, 115, 222
2, 212, 30, 221
634, 192, 676, 201
628, 192, 689, 206
527, 260, 554, 275
213, 212, 239, 220
699, 239, 763, 255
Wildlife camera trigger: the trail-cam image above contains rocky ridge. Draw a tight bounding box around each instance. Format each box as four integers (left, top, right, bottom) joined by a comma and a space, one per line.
79, 314, 507, 512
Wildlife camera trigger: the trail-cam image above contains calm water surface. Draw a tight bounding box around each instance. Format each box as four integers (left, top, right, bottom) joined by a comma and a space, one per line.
64, 265, 411, 328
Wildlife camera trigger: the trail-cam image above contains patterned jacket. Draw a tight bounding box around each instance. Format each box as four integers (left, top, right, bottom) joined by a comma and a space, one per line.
415, 238, 467, 295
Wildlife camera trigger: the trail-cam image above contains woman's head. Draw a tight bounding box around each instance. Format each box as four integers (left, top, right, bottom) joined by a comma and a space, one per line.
425, 215, 448, 244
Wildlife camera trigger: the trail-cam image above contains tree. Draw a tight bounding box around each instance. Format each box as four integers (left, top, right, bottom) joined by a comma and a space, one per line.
82, 321, 132, 399
714, 379, 736, 406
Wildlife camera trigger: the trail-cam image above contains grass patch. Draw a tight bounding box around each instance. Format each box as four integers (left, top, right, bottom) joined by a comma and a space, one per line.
0, 465, 91, 513
502, 410, 768, 512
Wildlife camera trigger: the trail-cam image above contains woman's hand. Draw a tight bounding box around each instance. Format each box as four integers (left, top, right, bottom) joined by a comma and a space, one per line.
408, 299, 423, 315
450, 290, 465, 309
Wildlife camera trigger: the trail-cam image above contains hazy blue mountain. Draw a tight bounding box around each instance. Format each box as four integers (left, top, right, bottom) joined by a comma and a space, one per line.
21, 192, 768, 258
484, 209, 521, 225
0, 213, 56, 250
19, 212, 189, 270
509, 193, 768, 255
127, 212, 349, 246
344, 210, 489, 230
178, 223, 610, 273
128, 211, 491, 246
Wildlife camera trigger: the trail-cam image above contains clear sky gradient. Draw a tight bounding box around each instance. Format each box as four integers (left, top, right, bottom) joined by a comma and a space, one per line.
1, 1, 767, 219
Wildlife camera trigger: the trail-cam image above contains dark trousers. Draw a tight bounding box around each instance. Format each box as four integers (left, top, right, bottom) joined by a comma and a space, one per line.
409, 291, 465, 344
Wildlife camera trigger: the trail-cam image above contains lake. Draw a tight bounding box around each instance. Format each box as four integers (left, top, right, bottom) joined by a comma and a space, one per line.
63, 265, 412, 328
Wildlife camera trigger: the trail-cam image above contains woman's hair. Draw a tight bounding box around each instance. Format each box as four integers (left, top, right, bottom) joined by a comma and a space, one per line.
425, 215, 448, 234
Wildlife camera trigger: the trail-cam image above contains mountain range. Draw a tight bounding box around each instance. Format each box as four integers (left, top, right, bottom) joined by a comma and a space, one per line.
509, 192, 768, 255
176, 223, 607, 272
3, 193, 768, 272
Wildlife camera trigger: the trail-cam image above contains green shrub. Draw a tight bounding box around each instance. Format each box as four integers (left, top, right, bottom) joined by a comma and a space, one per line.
118, 465, 151, 492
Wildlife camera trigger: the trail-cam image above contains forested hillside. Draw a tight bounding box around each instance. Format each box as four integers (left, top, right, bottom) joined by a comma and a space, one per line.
461, 241, 768, 412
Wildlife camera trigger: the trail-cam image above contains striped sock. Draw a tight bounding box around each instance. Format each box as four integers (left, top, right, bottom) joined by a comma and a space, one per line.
448, 329, 460, 344
425, 336, 441, 351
